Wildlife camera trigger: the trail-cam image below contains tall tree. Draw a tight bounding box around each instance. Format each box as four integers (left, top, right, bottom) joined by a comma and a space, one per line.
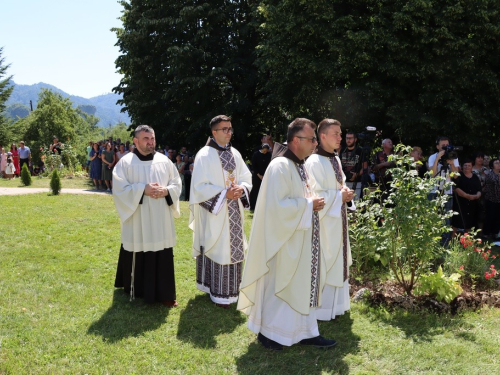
0, 47, 14, 146
22, 89, 94, 162
113, 0, 262, 153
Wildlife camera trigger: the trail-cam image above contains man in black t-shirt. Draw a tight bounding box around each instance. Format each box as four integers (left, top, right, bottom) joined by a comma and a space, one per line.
339, 132, 364, 200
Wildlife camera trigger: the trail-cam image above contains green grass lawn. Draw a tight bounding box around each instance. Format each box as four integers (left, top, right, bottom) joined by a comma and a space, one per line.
1, 195, 499, 374
0, 174, 94, 189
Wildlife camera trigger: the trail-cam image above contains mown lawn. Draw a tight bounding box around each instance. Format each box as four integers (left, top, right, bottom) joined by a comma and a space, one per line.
0, 174, 94, 189
1, 194, 499, 374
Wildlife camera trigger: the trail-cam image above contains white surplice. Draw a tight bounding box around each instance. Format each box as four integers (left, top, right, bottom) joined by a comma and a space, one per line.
113, 152, 181, 252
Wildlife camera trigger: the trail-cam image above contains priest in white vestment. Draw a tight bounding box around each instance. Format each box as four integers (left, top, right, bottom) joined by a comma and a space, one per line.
238, 118, 337, 350
305, 119, 353, 321
113, 125, 181, 307
189, 115, 252, 308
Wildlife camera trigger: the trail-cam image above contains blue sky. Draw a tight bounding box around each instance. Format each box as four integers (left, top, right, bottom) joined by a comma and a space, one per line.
1, 0, 124, 98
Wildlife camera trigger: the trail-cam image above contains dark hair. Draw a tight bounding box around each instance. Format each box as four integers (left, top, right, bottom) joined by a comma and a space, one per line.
473, 151, 485, 160
134, 125, 154, 137
209, 115, 231, 129
286, 118, 317, 143
461, 158, 473, 167
436, 136, 450, 145
490, 156, 500, 169
317, 119, 341, 136
346, 131, 356, 137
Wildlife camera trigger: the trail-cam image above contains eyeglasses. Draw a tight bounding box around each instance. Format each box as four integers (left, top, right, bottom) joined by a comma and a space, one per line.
296, 136, 317, 143
214, 127, 234, 134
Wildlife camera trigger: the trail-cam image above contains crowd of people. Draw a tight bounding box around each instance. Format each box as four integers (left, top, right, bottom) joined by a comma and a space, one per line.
0, 142, 32, 179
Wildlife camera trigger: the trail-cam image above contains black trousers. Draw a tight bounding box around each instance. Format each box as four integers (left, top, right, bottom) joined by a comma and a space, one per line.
20, 158, 29, 170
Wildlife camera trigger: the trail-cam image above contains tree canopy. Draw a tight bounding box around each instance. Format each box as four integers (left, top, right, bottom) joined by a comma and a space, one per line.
114, 0, 500, 155
113, 0, 263, 154
0, 47, 14, 146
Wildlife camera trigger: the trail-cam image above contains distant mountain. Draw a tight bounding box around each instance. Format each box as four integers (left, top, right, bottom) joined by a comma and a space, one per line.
5, 81, 130, 127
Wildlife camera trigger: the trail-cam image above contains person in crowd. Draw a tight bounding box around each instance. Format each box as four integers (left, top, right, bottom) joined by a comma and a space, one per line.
128, 144, 135, 153
471, 152, 488, 230
249, 143, 272, 210
101, 142, 116, 192
179, 146, 188, 161
372, 138, 395, 189
0, 145, 6, 177
238, 118, 336, 351
472, 152, 488, 186
89, 142, 102, 189
116, 143, 128, 161
252, 134, 274, 156
183, 156, 194, 201
452, 159, 482, 236
483, 156, 500, 240
113, 125, 182, 307
5, 157, 16, 179
410, 146, 427, 179
49, 136, 62, 155
306, 118, 354, 322
427, 136, 460, 245
167, 149, 175, 162
339, 131, 365, 200
85, 141, 93, 173
189, 115, 252, 309
10, 143, 20, 177
175, 154, 186, 201
18, 141, 31, 172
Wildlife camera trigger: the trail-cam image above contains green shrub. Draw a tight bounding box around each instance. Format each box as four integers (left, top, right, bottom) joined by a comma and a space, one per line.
50, 169, 62, 195
414, 266, 462, 303
350, 145, 454, 295
20, 163, 32, 186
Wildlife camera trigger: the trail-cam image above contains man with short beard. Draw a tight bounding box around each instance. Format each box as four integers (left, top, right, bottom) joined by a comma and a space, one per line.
239, 118, 337, 350
339, 132, 364, 200
113, 125, 182, 307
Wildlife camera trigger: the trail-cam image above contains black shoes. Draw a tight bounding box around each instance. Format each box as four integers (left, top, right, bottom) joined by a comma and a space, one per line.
299, 335, 337, 348
258, 333, 283, 351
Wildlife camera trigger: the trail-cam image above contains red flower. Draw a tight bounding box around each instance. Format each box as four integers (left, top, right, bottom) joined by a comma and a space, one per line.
491, 265, 496, 269
459, 265, 464, 270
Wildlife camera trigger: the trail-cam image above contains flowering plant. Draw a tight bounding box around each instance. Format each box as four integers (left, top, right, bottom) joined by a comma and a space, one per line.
444, 230, 497, 285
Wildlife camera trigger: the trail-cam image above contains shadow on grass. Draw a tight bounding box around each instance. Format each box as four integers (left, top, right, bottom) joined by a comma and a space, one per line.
236, 312, 360, 375
364, 305, 476, 343
176, 294, 246, 348
87, 289, 170, 342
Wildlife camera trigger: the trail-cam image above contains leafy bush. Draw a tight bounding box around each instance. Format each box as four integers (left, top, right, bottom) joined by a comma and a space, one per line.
50, 169, 62, 195
350, 145, 454, 295
20, 163, 32, 186
414, 266, 462, 303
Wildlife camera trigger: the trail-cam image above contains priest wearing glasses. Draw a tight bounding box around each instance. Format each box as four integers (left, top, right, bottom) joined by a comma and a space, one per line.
189, 115, 252, 309
238, 118, 337, 350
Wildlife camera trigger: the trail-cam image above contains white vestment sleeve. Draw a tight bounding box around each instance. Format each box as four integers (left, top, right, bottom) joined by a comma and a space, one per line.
297, 197, 313, 230
327, 190, 343, 218
112, 159, 146, 223
212, 188, 228, 215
